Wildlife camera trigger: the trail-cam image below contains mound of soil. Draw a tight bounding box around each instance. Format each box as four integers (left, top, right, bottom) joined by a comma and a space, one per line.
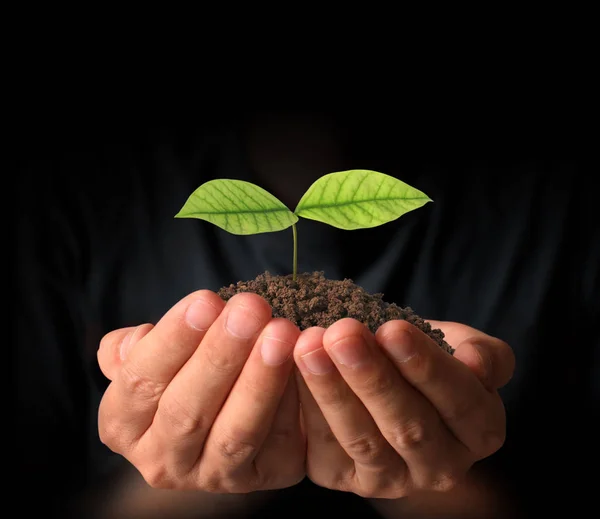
218, 271, 454, 355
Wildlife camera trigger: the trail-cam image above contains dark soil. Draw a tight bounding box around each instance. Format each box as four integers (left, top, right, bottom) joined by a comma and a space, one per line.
218, 271, 454, 355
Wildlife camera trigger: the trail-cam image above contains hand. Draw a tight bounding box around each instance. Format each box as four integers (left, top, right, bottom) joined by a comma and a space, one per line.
97, 291, 305, 493
293, 318, 515, 498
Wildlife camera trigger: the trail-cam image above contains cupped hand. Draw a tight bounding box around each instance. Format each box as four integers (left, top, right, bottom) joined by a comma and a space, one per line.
97, 291, 305, 493
293, 318, 515, 498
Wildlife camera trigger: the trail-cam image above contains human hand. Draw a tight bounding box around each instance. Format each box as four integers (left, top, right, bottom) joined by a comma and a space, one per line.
97, 290, 305, 493
293, 318, 515, 498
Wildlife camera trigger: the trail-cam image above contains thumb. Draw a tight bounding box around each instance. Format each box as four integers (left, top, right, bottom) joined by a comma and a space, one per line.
426, 320, 515, 391
453, 338, 515, 391
97, 324, 154, 381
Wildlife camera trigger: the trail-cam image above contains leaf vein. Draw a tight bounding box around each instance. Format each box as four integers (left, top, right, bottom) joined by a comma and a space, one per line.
298, 196, 429, 211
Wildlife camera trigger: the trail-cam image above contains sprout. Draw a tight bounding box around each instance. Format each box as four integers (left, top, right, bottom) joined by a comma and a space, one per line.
176, 170, 432, 281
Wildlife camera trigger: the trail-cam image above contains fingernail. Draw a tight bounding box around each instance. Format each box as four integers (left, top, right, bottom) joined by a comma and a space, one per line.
119, 329, 135, 361
385, 330, 417, 363
225, 304, 263, 339
300, 348, 334, 375
329, 335, 370, 368
261, 336, 293, 366
185, 298, 221, 331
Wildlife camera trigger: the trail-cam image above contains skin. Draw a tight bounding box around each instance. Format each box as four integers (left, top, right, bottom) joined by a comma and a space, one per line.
98, 290, 515, 499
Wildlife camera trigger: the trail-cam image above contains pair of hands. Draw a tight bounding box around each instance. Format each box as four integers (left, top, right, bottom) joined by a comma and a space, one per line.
98, 290, 515, 498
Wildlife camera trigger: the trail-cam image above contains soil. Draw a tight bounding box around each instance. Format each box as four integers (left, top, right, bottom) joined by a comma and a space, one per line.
218, 271, 454, 355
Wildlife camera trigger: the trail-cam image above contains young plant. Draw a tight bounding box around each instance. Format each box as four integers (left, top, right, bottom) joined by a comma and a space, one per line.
175, 170, 432, 281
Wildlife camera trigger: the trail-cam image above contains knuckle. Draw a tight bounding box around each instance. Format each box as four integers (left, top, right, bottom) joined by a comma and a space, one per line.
308, 466, 407, 499
409, 352, 437, 384
240, 473, 264, 492
315, 384, 348, 409
204, 342, 241, 374
242, 375, 274, 399
221, 467, 266, 493
339, 433, 384, 463
390, 418, 429, 451
360, 371, 396, 400
209, 476, 252, 494
315, 426, 338, 446
429, 471, 460, 493
196, 474, 222, 493
247, 470, 271, 491
157, 396, 205, 437
441, 392, 485, 425
309, 456, 414, 499
141, 464, 173, 489
98, 417, 122, 450
307, 470, 349, 493
346, 463, 411, 499
119, 363, 166, 402
215, 427, 259, 463
196, 470, 237, 493
98, 397, 133, 452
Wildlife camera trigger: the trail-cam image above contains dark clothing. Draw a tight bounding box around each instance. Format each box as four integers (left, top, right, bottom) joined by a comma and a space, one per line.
16, 113, 597, 517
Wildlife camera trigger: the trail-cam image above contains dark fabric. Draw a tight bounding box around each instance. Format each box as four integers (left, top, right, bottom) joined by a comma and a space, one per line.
16, 110, 597, 518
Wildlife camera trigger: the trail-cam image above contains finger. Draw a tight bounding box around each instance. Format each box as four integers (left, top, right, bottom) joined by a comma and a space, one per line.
147, 293, 272, 478
322, 319, 465, 492
98, 325, 154, 381
377, 320, 506, 459
199, 317, 300, 489
427, 320, 515, 390
424, 320, 472, 347
295, 325, 407, 496
293, 328, 353, 490
253, 367, 305, 490
98, 290, 224, 451
453, 339, 515, 391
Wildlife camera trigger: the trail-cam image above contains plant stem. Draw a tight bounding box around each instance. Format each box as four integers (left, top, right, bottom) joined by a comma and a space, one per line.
292, 223, 298, 281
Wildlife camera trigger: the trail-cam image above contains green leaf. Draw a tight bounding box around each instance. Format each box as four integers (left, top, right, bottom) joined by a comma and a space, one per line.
294, 170, 432, 230
175, 179, 298, 235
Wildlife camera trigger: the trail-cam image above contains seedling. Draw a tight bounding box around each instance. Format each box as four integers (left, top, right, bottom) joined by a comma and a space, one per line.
175, 170, 432, 281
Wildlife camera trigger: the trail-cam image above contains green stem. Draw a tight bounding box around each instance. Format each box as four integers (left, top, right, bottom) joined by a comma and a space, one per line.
292, 223, 298, 281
